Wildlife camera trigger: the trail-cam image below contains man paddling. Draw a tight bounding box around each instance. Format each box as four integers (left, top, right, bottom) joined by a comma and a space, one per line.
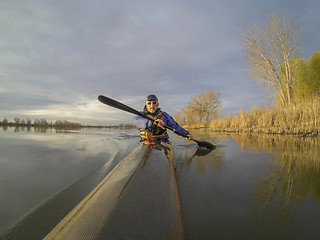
134, 94, 193, 142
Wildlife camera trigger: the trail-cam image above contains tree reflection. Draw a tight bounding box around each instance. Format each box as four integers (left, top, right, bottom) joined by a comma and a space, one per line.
232, 134, 320, 227
1, 126, 82, 133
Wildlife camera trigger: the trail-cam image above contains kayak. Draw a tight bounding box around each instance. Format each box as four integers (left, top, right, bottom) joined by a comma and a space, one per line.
44, 141, 183, 240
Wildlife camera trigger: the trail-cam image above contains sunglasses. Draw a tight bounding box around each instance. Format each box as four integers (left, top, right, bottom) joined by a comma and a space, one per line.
147, 101, 158, 105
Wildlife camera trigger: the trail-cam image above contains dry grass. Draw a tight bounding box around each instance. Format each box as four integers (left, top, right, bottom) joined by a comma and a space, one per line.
188, 96, 320, 136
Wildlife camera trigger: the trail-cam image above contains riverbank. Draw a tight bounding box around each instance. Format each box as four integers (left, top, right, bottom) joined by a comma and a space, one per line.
185, 97, 320, 137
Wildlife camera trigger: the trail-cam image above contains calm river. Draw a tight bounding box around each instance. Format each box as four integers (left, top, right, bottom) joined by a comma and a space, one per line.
0, 127, 320, 240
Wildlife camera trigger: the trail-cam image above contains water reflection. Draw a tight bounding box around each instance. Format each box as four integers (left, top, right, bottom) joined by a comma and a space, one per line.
1, 126, 83, 133
177, 131, 320, 240
0, 128, 140, 239
232, 135, 320, 201
2, 128, 320, 240
183, 146, 225, 174
230, 135, 320, 224
228, 134, 320, 239
184, 131, 225, 173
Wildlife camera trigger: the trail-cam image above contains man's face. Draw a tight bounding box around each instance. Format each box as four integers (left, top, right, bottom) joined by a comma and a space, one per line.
146, 100, 159, 113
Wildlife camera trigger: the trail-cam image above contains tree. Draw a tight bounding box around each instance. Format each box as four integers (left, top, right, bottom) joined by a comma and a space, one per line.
292, 52, 320, 99
26, 119, 32, 126
239, 9, 300, 106
2, 118, 8, 125
173, 111, 186, 125
183, 101, 200, 124
308, 52, 320, 93
188, 90, 221, 123
291, 56, 309, 99
14, 117, 21, 125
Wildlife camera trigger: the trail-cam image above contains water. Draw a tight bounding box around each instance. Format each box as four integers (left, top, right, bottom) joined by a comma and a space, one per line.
175, 132, 320, 240
0, 127, 140, 239
0, 127, 320, 239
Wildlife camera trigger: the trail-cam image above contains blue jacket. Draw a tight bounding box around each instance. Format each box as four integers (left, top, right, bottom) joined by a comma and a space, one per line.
134, 108, 189, 140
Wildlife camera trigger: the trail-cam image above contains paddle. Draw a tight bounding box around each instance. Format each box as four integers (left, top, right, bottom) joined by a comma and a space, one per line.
98, 95, 215, 149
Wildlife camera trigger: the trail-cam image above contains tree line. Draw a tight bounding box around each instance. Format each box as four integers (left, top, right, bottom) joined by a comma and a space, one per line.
1, 118, 82, 128
0, 118, 136, 129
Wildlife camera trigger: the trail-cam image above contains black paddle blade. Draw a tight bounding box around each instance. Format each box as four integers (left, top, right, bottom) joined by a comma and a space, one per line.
98, 95, 139, 116
194, 140, 215, 150
98, 95, 155, 122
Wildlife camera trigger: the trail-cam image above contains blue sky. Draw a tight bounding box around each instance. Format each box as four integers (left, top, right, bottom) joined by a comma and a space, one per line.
1, 0, 319, 125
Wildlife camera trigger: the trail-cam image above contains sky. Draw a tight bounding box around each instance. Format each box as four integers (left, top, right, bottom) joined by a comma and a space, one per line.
1, 0, 319, 125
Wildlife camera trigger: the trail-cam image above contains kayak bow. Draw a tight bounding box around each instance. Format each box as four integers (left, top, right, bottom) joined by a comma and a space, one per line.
44, 142, 183, 240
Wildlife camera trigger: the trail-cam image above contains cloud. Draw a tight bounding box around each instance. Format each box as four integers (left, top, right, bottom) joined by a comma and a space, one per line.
0, 0, 319, 125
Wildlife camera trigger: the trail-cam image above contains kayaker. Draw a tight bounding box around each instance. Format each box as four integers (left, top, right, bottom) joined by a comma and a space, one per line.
134, 94, 193, 142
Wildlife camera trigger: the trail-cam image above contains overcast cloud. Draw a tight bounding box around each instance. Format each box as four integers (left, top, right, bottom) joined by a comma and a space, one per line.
1, 0, 319, 125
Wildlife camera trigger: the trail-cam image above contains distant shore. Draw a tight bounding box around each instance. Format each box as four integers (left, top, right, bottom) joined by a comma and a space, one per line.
0, 122, 135, 130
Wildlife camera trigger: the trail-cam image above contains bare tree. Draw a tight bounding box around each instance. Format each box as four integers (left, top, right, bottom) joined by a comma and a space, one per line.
173, 110, 187, 125
184, 101, 200, 124
239, 9, 300, 106
189, 90, 221, 123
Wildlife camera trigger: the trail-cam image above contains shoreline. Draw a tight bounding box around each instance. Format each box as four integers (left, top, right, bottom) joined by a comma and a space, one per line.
184, 97, 320, 138
184, 124, 319, 137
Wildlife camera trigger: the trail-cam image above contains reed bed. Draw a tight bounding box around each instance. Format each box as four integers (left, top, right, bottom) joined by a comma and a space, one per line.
189, 97, 320, 136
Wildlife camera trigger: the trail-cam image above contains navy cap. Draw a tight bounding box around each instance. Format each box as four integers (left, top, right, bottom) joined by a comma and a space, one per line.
146, 95, 158, 101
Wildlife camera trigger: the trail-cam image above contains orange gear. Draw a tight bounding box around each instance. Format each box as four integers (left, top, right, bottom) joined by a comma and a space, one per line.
146, 132, 153, 144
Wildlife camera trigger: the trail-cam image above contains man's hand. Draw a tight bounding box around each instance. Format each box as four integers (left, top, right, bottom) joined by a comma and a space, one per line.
155, 119, 166, 129
186, 134, 193, 141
